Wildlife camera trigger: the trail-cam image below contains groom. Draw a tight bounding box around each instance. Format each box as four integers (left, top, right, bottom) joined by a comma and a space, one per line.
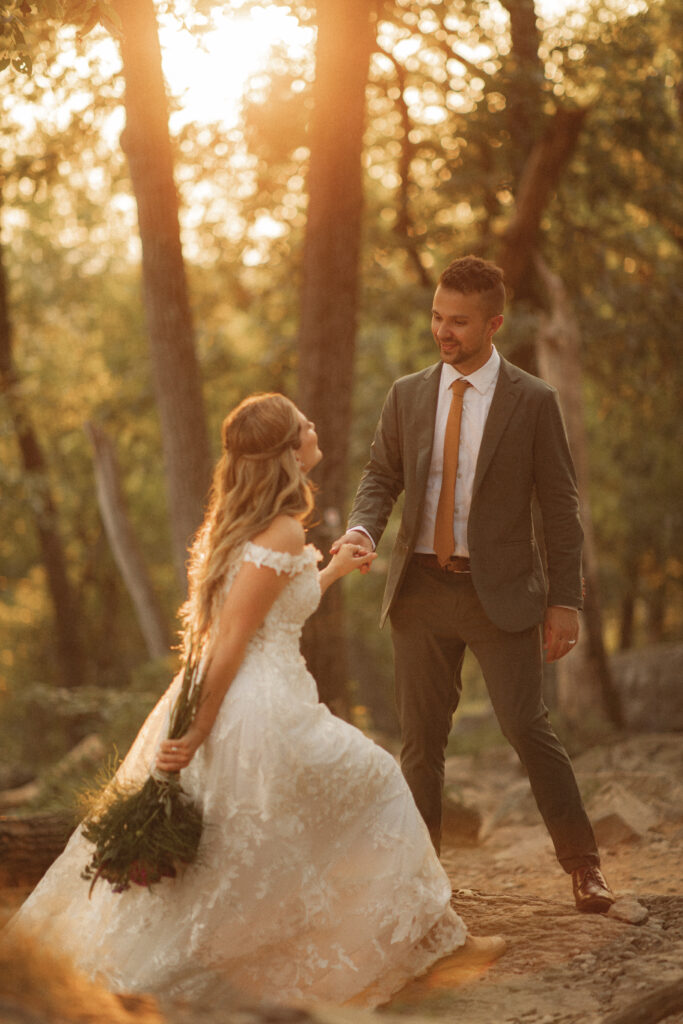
334, 255, 614, 913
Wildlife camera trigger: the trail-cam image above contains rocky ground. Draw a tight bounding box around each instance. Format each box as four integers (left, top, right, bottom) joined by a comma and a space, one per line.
387, 731, 683, 1024
1, 731, 681, 1024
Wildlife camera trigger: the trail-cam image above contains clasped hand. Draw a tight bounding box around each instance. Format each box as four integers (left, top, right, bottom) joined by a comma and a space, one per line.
328, 540, 376, 577
330, 531, 375, 575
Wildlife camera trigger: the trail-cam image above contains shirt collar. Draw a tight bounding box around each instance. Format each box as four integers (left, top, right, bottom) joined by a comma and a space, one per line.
441, 345, 500, 395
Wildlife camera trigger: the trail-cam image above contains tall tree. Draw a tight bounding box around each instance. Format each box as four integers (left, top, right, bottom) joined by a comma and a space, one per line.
114, 0, 212, 587
298, 0, 377, 715
0, 211, 86, 688
496, 0, 621, 724
3, 0, 214, 586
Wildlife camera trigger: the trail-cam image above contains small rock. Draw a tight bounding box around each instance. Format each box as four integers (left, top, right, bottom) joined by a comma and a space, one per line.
588, 782, 658, 846
442, 789, 483, 844
608, 896, 649, 924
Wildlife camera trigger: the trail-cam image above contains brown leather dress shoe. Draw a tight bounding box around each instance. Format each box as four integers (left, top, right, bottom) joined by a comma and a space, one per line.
572, 865, 614, 913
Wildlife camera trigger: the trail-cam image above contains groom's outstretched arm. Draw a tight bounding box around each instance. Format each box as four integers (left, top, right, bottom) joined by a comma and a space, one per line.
340, 383, 405, 551
330, 384, 403, 557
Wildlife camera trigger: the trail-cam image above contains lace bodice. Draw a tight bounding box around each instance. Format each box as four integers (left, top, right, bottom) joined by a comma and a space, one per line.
216, 541, 322, 655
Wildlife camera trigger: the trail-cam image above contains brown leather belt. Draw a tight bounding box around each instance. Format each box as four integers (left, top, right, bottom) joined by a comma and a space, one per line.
412, 553, 471, 573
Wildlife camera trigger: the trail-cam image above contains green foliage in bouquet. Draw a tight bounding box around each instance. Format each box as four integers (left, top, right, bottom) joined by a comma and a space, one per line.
81, 644, 206, 895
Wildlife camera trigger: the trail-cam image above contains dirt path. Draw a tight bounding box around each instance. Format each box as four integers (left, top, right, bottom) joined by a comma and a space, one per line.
1, 733, 681, 1024
386, 732, 683, 1023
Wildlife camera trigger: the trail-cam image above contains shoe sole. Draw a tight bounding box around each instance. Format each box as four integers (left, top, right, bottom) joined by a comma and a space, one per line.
576, 896, 614, 913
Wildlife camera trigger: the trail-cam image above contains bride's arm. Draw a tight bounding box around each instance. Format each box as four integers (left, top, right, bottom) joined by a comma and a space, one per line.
156, 516, 305, 772
318, 543, 376, 596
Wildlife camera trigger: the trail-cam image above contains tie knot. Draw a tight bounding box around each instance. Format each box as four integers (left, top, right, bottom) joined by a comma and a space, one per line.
450, 378, 470, 396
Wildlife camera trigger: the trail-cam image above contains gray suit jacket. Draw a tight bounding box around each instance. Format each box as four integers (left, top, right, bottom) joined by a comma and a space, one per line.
348, 356, 584, 632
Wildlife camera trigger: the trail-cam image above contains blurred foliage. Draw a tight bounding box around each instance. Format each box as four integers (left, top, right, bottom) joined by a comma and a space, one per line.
0, 660, 170, 811
0, 0, 120, 76
0, 0, 681, 779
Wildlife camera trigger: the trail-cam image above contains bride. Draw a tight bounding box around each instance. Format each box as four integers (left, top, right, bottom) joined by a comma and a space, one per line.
8, 392, 505, 1008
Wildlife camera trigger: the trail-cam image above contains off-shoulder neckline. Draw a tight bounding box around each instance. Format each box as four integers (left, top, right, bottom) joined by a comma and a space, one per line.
244, 540, 320, 559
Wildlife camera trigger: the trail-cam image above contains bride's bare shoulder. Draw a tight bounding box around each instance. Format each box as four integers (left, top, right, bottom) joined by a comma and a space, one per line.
250, 516, 306, 556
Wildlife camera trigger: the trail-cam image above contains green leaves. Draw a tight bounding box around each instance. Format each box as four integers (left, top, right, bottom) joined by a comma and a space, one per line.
80, 645, 206, 894
12, 52, 32, 73
0, 2, 32, 74
0, 0, 120, 75
81, 770, 203, 894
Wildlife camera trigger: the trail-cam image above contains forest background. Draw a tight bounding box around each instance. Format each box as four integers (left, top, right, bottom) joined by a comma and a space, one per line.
0, 0, 681, 801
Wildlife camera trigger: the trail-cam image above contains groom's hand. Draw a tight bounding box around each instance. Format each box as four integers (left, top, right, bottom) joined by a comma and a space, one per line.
543, 606, 580, 662
330, 530, 373, 573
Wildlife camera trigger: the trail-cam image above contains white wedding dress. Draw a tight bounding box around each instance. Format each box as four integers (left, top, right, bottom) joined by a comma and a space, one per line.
10, 542, 466, 1008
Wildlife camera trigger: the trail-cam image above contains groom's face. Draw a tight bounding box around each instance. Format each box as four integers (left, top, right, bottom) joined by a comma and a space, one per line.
431, 287, 503, 375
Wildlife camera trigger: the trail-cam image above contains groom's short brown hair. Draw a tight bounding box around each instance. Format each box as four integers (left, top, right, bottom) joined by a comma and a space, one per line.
439, 255, 506, 317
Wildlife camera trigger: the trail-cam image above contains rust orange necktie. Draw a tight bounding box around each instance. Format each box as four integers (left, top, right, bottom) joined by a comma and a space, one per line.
433, 378, 471, 566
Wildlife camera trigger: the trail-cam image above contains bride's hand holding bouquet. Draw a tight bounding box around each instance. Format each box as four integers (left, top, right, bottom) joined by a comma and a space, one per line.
156, 723, 206, 774
81, 644, 207, 894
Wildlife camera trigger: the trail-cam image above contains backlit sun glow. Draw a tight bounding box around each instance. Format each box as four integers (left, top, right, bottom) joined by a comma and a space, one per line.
158, 5, 313, 130
156, 0, 645, 134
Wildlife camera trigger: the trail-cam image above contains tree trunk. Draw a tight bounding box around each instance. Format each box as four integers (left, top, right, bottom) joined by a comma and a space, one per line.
115, 0, 212, 589
298, 0, 375, 716
533, 256, 623, 726
647, 582, 667, 644
0, 222, 86, 688
619, 556, 639, 649
499, 0, 544, 185
84, 422, 170, 659
499, 107, 588, 299
491, 20, 621, 726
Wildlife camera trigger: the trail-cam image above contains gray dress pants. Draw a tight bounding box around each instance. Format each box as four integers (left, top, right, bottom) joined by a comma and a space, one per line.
389, 559, 599, 871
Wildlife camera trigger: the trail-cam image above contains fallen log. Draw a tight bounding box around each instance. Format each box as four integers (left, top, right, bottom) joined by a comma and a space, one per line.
0, 735, 106, 813
0, 813, 76, 887
601, 976, 683, 1024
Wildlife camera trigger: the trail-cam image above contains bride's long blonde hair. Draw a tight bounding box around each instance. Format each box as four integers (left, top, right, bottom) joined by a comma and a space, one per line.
180, 393, 315, 655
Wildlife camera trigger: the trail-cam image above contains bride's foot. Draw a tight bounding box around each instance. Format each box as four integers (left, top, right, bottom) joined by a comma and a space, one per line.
440, 933, 507, 968
389, 934, 507, 1005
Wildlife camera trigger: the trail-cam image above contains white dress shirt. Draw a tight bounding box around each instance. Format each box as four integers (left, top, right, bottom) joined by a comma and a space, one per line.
352, 345, 576, 608
414, 346, 500, 557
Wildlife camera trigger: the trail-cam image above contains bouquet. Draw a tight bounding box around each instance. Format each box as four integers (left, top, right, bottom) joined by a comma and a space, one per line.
81, 644, 206, 895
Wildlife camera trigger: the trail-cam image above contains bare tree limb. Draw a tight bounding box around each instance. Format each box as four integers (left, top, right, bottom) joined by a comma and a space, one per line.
375, 44, 434, 288
500, 106, 588, 294
85, 422, 170, 660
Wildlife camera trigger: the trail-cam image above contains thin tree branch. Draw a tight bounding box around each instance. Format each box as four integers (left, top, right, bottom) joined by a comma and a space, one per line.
500, 106, 588, 293
374, 43, 434, 288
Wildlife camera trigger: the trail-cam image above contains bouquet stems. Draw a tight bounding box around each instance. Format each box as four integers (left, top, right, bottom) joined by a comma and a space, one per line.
82, 644, 206, 895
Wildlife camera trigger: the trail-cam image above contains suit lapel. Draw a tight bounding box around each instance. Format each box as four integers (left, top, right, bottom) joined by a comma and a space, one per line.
411, 362, 442, 496
472, 356, 521, 495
